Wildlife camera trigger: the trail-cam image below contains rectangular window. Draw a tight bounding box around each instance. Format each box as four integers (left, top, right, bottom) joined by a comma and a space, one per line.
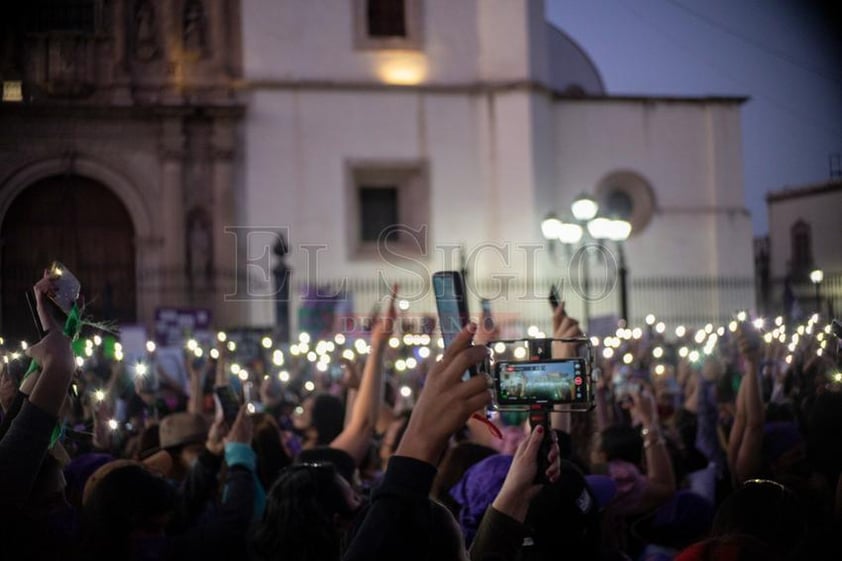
359, 187, 400, 242
367, 0, 406, 38
348, 161, 429, 259
353, 0, 422, 50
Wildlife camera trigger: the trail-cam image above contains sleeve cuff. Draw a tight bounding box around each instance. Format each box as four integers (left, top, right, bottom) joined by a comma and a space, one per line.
224, 442, 256, 471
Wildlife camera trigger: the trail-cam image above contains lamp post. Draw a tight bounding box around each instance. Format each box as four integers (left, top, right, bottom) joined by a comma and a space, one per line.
541, 193, 632, 326
810, 268, 824, 315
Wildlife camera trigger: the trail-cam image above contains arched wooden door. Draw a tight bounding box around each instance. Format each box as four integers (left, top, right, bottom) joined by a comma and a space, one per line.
1, 175, 136, 342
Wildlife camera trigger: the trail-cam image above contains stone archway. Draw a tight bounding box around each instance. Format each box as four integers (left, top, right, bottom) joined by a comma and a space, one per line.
1, 175, 136, 342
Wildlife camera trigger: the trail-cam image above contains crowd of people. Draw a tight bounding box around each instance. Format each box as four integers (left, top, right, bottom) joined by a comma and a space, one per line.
1, 270, 841, 560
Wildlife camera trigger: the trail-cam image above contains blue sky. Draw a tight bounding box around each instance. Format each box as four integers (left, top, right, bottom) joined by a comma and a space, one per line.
546, 0, 842, 235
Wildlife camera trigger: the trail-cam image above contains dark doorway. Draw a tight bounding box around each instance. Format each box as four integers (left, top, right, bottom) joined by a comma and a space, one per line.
1, 175, 136, 342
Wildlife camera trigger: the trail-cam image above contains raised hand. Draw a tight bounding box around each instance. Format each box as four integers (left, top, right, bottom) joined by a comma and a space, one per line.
370, 284, 398, 350
552, 301, 583, 359
395, 323, 492, 465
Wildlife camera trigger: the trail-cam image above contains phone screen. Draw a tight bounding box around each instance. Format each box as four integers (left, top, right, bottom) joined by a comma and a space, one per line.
495, 359, 588, 405
215, 385, 241, 424
549, 284, 560, 310
433, 271, 475, 380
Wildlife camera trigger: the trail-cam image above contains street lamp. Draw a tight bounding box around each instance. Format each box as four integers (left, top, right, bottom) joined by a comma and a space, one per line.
541, 193, 633, 326
810, 268, 824, 314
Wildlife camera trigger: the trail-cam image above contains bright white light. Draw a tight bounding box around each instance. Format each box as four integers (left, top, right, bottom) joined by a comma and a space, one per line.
420, 334, 431, 346
246, 403, 256, 414
272, 350, 284, 366
93, 335, 102, 346
20, 341, 27, 351
403, 334, 413, 346
187, 339, 198, 351
437, 338, 445, 349
294, 406, 304, 416
210, 348, 220, 360
833, 372, 842, 383
217, 331, 227, 342
704, 323, 713, 334
290, 344, 300, 356
114, 350, 124, 361
334, 333, 346, 345
752, 318, 764, 330
607, 219, 632, 242
810, 313, 819, 324
398, 299, 410, 311
527, 325, 540, 337
571, 195, 599, 221
694, 331, 706, 344
645, 314, 656, 326
306, 352, 317, 362
558, 222, 584, 244
678, 347, 689, 358
406, 357, 417, 369
736, 311, 747, 322
316, 362, 328, 372
623, 353, 633, 365
193, 347, 203, 358
655, 322, 666, 334
146, 341, 156, 353
652, 346, 664, 359
541, 214, 564, 240
230, 363, 241, 374
135, 363, 148, 377
587, 216, 610, 240
299, 343, 310, 353
299, 332, 311, 344
785, 355, 792, 364
675, 326, 686, 338
278, 370, 290, 382
493, 342, 507, 354
716, 327, 725, 337
810, 269, 824, 284
436, 354, 443, 362
632, 328, 643, 340
262, 337, 272, 349
602, 347, 614, 359
655, 365, 665, 376
817, 348, 823, 357
342, 349, 356, 361
316, 341, 328, 355
763, 333, 773, 344
775, 316, 783, 327
227, 341, 236, 352
75, 356, 85, 368
94, 389, 106, 402
513, 347, 527, 360
108, 419, 119, 431
418, 346, 431, 358
689, 350, 700, 363
389, 337, 400, 349
395, 359, 407, 372
84, 347, 93, 357
238, 370, 249, 381
304, 381, 315, 392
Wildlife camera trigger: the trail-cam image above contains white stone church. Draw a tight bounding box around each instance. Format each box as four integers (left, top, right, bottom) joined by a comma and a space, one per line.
0, 0, 754, 340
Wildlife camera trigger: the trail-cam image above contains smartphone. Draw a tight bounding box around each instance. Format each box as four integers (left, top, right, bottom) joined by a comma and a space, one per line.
432, 270, 476, 379
481, 298, 492, 316
47, 261, 81, 314
549, 283, 561, 311
214, 385, 241, 424
494, 359, 589, 406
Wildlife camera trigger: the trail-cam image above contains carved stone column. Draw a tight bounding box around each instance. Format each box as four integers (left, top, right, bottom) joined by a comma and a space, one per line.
158, 116, 186, 307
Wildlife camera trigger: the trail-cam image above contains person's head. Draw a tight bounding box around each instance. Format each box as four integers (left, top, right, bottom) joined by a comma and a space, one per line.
591, 425, 643, 466
63, 452, 114, 509
80, 461, 177, 561
251, 412, 293, 490
296, 446, 357, 487
448, 453, 513, 546
431, 442, 498, 515
142, 412, 207, 479
524, 461, 606, 560
762, 421, 806, 479
293, 392, 344, 446
251, 462, 362, 561
711, 479, 806, 556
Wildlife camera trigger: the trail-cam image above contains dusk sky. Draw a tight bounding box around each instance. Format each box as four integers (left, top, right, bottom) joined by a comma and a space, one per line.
546, 0, 842, 235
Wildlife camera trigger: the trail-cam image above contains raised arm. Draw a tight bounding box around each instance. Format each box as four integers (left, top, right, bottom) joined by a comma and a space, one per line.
330, 289, 395, 465
629, 388, 676, 513
733, 325, 765, 483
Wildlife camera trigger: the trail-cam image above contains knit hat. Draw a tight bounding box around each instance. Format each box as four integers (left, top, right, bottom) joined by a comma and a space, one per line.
449, 454, 513, 547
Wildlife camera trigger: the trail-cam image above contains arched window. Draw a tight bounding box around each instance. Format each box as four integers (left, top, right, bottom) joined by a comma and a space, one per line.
790, 219, 812, 278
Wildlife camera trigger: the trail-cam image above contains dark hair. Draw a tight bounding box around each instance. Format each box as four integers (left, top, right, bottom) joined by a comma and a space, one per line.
711, 479, 806, 555
250, 463, 353, 561
312, 393, 345, 445
296, 447, 356, 484
79, 464, 176, 561
251, 413, 293, 490
599, 425, 643, 466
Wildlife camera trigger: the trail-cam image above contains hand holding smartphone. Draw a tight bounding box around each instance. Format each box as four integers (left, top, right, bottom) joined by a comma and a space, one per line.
214, 385, 241, 425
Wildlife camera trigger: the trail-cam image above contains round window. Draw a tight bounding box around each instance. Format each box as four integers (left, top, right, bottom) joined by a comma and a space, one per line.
595, 171, 655, 236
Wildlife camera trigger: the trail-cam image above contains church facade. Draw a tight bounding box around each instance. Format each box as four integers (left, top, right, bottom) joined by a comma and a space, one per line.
0, 0, 755, 339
